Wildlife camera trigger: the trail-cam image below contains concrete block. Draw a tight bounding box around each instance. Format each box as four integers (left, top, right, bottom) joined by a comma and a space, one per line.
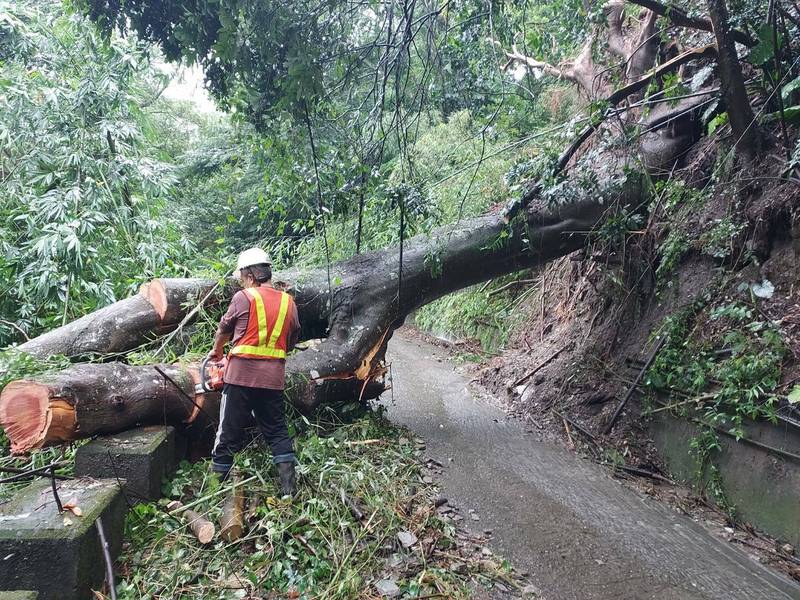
75, 425, 181, 501
0, 478, 126, 600
0, 593, 39, 599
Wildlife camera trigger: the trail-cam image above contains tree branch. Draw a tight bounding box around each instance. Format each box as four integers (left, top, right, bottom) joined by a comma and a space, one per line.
627, 0, 756, 46
490, 40, 576, 82
489, 38, 601, 97
706, 0, 763, 159
626, 8, 661, 80
607, 44, 717, 105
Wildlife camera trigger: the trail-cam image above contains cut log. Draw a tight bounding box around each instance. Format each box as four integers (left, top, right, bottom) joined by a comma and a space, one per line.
0, 363, 210, 454
167, 500, 215, 544
0, 360, 385, 453
219, 483, 245, 542
16, 279, 224, 359
1, 91, 720, 448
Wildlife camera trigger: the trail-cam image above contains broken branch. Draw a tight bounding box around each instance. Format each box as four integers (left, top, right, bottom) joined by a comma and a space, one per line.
513, 344, 571, 388
167, 500, 216, 544
604, 336, 666, 433
555, 45, 717, 172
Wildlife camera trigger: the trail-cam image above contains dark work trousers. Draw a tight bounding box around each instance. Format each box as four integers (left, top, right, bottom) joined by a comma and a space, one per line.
211, 383, 295, 477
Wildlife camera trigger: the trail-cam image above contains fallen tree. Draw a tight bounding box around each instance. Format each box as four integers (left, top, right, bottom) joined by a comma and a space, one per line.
0, 0, 749, 453
0, 193, 618, 452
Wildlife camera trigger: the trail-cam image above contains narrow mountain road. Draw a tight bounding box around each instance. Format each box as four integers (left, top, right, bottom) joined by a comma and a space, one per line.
383, 332, 800, 600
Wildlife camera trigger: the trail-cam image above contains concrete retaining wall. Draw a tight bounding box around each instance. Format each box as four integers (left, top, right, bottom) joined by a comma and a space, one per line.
650, 412, 800, 547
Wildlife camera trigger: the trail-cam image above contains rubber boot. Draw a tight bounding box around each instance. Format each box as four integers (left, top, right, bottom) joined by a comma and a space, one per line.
277, 461, 296, 497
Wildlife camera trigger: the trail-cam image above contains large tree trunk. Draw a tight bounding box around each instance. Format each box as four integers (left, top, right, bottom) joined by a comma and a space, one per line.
16, 279, 225, 359
0, 359, 387, 453
12, 194, 618, 361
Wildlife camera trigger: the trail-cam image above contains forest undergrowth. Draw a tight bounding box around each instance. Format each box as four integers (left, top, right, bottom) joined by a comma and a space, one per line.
115, 406, 532, 600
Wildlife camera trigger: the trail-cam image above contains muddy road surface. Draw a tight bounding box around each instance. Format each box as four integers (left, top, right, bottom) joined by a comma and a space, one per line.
383, 332, 800, 600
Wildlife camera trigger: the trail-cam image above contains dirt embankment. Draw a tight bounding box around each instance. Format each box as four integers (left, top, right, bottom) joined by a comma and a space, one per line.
475, 131, 800, 461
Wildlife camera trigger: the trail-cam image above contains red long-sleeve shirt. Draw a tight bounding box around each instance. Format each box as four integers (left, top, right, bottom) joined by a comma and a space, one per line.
217, 286, 301, 390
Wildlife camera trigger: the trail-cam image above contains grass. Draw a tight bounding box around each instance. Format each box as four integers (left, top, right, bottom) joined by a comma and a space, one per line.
115, 406, 527, 599
414, 272, 535, 354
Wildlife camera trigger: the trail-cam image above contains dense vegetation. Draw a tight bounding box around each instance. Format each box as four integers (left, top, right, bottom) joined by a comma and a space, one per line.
0, 0, 590, 349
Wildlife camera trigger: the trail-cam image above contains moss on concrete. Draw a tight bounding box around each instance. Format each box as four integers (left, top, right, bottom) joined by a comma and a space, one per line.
0, 478, 126, 600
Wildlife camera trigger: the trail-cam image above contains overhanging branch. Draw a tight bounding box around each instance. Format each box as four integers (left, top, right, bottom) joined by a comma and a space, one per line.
627, 0, 756, 46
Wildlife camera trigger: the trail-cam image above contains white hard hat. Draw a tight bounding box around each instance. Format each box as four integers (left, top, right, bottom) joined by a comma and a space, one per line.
235, 247, 272, 274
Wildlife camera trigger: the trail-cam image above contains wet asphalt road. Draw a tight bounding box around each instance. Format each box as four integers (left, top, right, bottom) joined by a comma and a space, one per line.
383, 332, 800, 600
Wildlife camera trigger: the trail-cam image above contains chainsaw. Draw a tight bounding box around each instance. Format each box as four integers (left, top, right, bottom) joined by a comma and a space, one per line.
197, 356, 228, 392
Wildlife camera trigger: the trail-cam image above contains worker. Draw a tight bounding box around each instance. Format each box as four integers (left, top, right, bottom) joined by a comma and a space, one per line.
206, 247, 301, 496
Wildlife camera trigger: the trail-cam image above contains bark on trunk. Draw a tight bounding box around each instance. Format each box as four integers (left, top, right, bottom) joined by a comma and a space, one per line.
0, 190, 615, 453
16, 279, 225, 359
707, 0, 763, 159
13, 197, 625, 360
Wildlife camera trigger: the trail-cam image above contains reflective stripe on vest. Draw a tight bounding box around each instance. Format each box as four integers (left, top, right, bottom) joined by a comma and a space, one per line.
230, 288, 291, 359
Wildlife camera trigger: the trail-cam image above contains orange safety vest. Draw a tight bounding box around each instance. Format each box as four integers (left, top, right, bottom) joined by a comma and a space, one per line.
229, 287, 293, 359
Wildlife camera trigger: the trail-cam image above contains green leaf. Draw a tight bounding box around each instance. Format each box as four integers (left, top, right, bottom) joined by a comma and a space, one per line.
782, 75, 800, 102
708, 112, 728, 135
763, 105, 800, 126
749, 24, 778, 65
788, 386, 800, 404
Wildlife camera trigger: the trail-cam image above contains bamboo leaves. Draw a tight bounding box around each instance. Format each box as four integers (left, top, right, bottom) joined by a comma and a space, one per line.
0, 2, 188, 346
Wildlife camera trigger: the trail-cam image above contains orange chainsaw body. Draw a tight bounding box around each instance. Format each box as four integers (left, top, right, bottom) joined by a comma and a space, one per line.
199, 357, 228, 392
